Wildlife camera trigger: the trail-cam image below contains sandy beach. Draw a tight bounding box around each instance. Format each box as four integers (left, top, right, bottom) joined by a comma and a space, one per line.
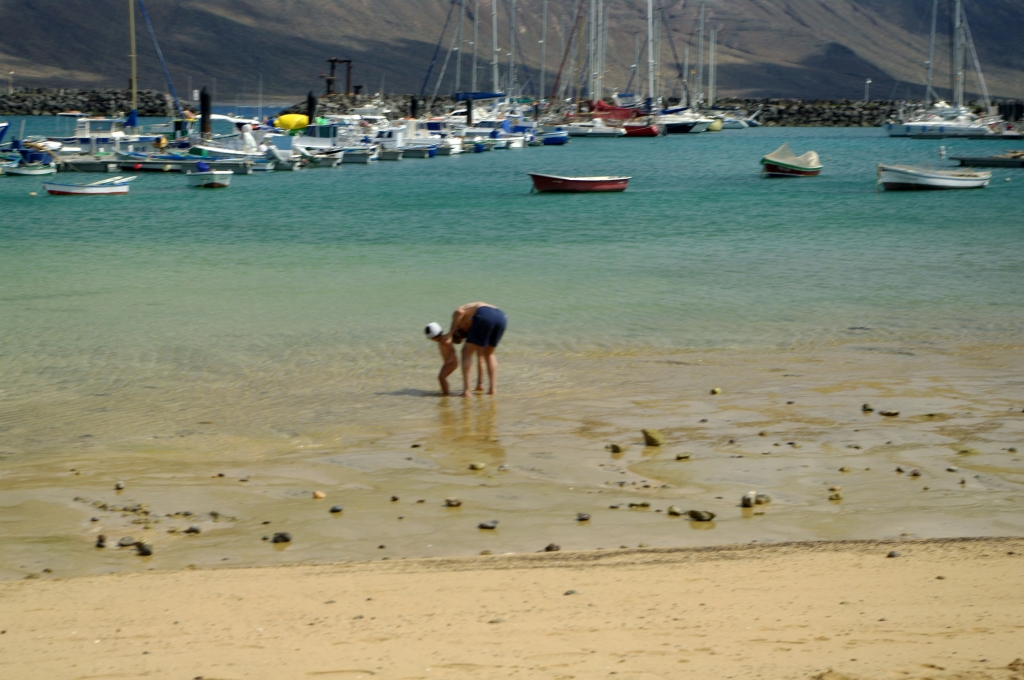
1, 537, 1022, 679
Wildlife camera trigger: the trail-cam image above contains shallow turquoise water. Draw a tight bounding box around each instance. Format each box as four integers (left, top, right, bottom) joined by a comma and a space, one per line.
2, 121, 1023, 446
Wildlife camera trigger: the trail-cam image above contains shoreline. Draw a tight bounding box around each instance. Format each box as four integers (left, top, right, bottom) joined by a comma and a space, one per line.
2, 536, 1022, 679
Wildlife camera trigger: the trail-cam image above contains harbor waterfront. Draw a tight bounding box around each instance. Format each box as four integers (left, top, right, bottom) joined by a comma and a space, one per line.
1, 121, 1023, 581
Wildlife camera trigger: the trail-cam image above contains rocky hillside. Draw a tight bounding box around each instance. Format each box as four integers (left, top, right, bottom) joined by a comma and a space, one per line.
1, 0, 1021, 101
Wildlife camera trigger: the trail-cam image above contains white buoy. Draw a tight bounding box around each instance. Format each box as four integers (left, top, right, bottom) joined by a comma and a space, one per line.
28, 191, 37, 196
938, 145, 946, 158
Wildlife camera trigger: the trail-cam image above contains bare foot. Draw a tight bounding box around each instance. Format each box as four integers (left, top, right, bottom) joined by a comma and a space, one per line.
475, 385, 484, 392
487, 389, 497, 396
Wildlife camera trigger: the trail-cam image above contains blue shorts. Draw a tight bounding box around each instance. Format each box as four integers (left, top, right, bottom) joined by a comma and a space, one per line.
465, 307, 507, 348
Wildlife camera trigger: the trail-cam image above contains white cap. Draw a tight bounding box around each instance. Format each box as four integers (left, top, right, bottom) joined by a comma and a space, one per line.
425, 322, 443, 339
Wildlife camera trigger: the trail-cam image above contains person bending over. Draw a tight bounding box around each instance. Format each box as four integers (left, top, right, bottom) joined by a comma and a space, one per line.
443, 302, 508, 396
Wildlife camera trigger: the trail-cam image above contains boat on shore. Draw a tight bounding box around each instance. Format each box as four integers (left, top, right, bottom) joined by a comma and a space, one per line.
876, 164, 991, 190
760, 143, 822, 177
43, 175, 135, 195
529, 173, 630, 193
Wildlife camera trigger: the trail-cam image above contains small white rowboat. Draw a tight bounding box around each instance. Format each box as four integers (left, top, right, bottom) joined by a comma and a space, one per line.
877, 164, 991, 191
43, 175, 135, 195
186, 169, 232, 188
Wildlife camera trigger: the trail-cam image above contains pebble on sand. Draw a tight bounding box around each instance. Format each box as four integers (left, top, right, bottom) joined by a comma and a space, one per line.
675, 453, 691, 460
184, 525, 201, 534
687, 510, 715, 522
829, 492, 844, 501
710, 387, 722, 395
544, 543, 561, 552
135, 543, 153, 556
468, 462, 486, 470
741, 491, 757, 508
755, 493, 771, 504
879, 410, 900, 417
607, 443, 625, 453
564, 590, 577, 595
862, 403, 874, 413
576, 513, 591, 522
114, 482, 125, 490
946, 466, 959, 472
117, 536, 136, 547
909, 469, 922, 477
444, 498, 462, 507
839, 466, 852, 472
667, 506, 684, 516
312, 491, 326, 499
270, 532, 292, 543
478, 520, 499, 530
329, 505, 344, 513
642, 429, 665, 446
95, 535, 106, 548
887, 550, 901, 558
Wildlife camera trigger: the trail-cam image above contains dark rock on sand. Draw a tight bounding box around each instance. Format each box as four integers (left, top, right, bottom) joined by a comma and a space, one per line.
390, 495, 399, 502
564, 589, 577, 595
879, 410, 900, 417
95, 535, 106, 548
444, 498, 462, 507
576, 513, 591, 522
271, 532, 292, 543
117, 536, 136, 547
607, 443, 625, 453
688, 510, 715, 521
184, 525, 201, 534
135, 543, 153, 556
114, 481, 125, 490
675, 453, 691, 460
642, 429, 665, 446
741, 491, 757, 508
478, 520, 499, 530
887, 550, 901, 558
862, 403, 874, 412
755, 493, 772, 505
544, 543, 561, 552
667, 505, 684, 516
329, 505, 344, 513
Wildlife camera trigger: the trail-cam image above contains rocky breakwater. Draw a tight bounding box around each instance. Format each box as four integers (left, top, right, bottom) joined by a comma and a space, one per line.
715, 98, 903, 127
0, 88, 173, 116
278, 93, 457, 118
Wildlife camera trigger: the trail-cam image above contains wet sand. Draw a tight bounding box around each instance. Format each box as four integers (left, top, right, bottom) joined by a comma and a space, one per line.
1, 537, 1022, 680
2, 344, 1023, 579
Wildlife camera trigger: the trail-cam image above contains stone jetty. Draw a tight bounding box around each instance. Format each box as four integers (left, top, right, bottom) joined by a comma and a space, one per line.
0, 88, 175, 116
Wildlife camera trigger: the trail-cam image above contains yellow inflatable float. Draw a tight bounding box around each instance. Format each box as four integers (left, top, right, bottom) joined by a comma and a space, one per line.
274, 114, 309, 130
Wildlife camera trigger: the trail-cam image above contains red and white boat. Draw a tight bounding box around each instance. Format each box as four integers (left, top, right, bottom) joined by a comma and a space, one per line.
42, 175, 135, 195
529, 173, 630, 193
623, 122, 665, 137
760, 143, 822, 177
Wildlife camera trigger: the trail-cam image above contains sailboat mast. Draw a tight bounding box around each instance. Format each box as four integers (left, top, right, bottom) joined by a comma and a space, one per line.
954, 0, 964, 109
492, 0, 499, 91
708, 26, 716, 106
600, 1, 609, 101
455, 0, 465, 93
509, 0, 516, 91
646, 0, 655, 105
697, 1, 704, 106
540, 0, 547, 100
129, 0, 138, 123
472, 0, 479, 92
683, 44, 689, 106
924, 0, 938, 107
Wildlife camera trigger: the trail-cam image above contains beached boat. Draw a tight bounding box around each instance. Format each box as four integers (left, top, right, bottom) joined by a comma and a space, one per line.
186, 164, 232, 188
876, 164, 991, 191
760, 143, 823, 177
43, 175, 135, 195
529, 173, 630, 193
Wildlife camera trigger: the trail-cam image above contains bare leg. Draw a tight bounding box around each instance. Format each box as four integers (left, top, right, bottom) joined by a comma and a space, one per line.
475, 352, 485, 391
482, 346, 498, 395
461, 343, 480, 397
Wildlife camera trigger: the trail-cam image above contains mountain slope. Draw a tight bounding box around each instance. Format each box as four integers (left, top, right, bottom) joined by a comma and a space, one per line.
0, 0, 1020, 101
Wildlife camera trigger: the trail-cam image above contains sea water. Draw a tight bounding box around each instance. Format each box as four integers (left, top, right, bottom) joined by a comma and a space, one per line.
1, 119, 1022, 577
